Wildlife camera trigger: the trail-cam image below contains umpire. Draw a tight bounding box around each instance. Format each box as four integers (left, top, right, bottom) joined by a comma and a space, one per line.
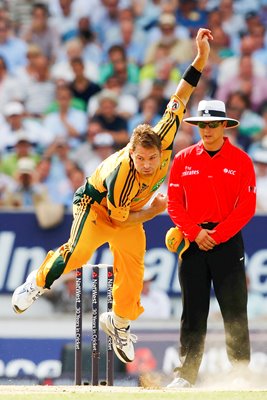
167, 99, 256, 388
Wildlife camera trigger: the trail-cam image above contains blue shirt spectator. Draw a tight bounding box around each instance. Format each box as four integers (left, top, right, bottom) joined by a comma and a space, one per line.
0, 18, 27, 73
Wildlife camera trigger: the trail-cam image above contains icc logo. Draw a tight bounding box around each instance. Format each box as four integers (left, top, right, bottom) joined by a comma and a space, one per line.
223, 168, 236, 175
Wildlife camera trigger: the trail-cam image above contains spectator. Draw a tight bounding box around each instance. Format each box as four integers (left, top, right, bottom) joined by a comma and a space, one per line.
172, 130, 194, 156
42, 137, 80, 207
103, 8, 147, 66
35, 155, 73, 207
76, 16, 102, 66
98, 44, 139, 95
176, 0, 208, 37
46, 80, 85, 113
208, 25, 234, 75
91, 89, 129, 148
147, 78, 169, 115
206, 7, 221, 32
217, 34, 266, 87
92, 0, 121, 44
139, 43, 181, 101
22, 54, 56, 118
1, 157, 48, 208
248, 103, 267, 157
20, 2, 61, 62
47, 0, 97, 21
0, 132, 40, 177
0, 169, 16, 207
0, 17, 27, 73
241, 11, 263, 39
69, 56, 102, 110
0, 56, 23, 114
225, 91, 264, 147
216, 54, 267, 113
43, 83, 88, 149
1, 101, 52, 152
146, 6, 189, 46
84, 132, 115, 177
13, 43, 43, 87
139, 268, 172, 320
128, 95, 161, 134
132, 0, 162, 31
88, 74, 138, 120
51, 38, 99, 82
249, 23, 267, 68
71, 119, 104, 167
144, 13, 193, 68
217, 0, 246, 49
68, 162, 85, 193
50, 0, 78, 43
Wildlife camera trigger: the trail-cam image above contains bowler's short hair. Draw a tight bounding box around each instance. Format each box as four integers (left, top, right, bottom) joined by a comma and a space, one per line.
130, 124, 162, 152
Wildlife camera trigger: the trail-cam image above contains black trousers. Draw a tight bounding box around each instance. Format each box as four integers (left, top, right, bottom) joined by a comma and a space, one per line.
177, 230, 250, 384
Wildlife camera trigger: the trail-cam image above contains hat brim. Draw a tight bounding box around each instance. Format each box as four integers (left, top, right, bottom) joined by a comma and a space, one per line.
183, 116, 239, 129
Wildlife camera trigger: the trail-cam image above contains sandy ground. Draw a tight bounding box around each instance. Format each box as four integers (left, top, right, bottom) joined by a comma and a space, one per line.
0, 385, 167, 394
0, 385, 267, 395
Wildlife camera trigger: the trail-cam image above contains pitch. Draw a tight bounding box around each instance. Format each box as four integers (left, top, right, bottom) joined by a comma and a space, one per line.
1, 386, 267, 400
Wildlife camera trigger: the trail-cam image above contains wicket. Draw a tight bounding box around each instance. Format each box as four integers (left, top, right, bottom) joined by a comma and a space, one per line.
74, 264, 114, 386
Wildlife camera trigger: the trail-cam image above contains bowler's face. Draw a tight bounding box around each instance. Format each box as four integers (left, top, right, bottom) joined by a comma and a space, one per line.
130, 145, 161, 177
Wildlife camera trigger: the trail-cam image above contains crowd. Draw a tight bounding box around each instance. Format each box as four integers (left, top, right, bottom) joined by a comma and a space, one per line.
0, 0, 267, 216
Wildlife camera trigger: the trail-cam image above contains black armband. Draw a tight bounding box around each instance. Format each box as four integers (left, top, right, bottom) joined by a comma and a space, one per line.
182, 65, 201, 87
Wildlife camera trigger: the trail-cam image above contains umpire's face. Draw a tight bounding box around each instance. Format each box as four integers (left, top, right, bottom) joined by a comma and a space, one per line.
198, 120, 227, 151
130, 144, 162, 177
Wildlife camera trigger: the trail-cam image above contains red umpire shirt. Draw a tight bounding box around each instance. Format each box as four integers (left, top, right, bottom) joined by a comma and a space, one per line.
167, 137, 256, 244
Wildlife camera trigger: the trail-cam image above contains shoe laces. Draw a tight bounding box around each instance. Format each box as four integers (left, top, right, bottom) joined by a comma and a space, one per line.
112, 322, 137, 350
25, 282, 43, 299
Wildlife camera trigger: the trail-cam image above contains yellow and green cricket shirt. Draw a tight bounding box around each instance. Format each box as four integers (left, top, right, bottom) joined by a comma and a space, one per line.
81, 95, 186, 221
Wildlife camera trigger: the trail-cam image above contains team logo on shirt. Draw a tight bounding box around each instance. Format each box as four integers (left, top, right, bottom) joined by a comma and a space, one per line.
167, 98, 180, 111
139, 183, 148, 194
160, 158, 168, 169
223, 168, 236, 175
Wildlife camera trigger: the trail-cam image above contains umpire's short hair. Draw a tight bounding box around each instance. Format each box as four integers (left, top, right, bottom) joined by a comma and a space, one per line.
130, 124, 162, 152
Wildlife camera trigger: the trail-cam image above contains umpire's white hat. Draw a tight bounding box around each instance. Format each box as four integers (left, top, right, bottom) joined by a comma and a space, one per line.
184, 100, 239, 129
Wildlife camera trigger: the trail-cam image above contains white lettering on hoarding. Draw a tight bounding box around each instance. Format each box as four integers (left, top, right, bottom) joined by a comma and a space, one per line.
1, 231, 267, 296
0, 232, 15, 289
6, 249, 46, 291
247, 250, 267, 293
3, 359, 61, 379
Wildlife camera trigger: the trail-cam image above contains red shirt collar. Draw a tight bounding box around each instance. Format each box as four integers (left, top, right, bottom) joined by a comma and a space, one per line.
196, 137, 231, 159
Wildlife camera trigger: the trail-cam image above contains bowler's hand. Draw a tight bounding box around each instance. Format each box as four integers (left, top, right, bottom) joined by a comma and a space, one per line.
150, 193, 167, 215
196, 28, 213, 57
195, 229, 217, 251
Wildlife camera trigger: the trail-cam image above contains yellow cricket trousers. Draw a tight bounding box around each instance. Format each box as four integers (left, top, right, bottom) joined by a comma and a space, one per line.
36, 198, 146, 320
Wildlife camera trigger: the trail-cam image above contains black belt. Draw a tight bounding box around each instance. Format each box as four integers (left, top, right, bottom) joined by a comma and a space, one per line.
199, 222, 218, 229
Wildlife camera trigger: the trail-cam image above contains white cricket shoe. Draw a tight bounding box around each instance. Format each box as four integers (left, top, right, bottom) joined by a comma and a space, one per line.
12, 270, 45, 314
167, 377, 192, 388
100, 312, 137, 363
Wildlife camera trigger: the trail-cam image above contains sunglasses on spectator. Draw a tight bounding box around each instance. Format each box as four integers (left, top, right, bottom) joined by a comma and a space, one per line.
198, 121, 222, 129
